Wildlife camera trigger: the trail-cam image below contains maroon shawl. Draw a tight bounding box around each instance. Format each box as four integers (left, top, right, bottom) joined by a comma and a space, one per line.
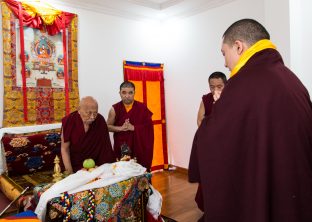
113, 101, 154, 170
62, 111, 115, 172
195, 92, 214, 211
189, 49, 312, 222
202, 93, 214, 116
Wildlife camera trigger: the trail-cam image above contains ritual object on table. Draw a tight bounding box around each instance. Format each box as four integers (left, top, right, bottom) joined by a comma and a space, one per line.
52, 155, 63, 183
120, 143, 132, 161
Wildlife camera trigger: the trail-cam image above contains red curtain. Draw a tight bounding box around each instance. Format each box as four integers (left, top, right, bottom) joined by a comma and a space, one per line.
124, 61, 168, 171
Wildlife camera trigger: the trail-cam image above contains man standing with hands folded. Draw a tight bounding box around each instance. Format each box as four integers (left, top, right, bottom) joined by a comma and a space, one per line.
107, 81, 154, 171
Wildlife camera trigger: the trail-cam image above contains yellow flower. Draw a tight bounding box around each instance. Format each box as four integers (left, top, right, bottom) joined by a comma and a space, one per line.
9, 137, 29, 147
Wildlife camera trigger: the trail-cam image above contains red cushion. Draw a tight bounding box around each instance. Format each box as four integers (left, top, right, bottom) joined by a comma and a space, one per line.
2, 130, 62, 176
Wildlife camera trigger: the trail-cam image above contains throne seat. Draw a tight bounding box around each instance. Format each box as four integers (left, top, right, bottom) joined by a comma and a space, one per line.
0, 171, 54, 201
0, 124, 62, 203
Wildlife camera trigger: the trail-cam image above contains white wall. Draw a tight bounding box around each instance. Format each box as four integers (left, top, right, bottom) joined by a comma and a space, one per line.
50, 4, 164, 119
162, 0, 266, 168
289, 0, 312, 94
264, 0, 290, 66
1, 0, 307, 169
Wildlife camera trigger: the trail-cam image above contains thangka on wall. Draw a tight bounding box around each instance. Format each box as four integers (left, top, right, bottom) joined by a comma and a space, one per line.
1, 0, 79, 127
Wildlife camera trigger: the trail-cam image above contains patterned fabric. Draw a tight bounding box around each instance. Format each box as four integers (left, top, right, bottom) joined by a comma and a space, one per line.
1, 3, 79, 127
1, 129, 62, 176
34, 174, 151, 221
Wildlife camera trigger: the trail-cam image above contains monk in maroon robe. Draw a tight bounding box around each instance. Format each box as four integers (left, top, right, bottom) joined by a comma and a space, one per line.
195, 72, 227, 214
189, 19, 312, 222
197, 72, 227, 128
107, 81, 154, 170
61, 96, 115, 173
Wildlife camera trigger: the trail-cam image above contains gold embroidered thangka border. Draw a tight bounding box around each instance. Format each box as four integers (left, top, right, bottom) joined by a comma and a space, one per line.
1, 3, 79, 127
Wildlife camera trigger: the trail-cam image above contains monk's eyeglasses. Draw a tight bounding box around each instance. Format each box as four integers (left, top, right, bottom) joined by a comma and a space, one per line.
85, 111, 98, 118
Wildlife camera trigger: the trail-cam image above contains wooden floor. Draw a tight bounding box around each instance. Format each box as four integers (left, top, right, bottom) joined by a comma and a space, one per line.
151, 169, 203, 222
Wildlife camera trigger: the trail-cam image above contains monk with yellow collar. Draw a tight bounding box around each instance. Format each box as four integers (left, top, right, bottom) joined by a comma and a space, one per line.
189, 19, 312, 222
107, 81, 154, 171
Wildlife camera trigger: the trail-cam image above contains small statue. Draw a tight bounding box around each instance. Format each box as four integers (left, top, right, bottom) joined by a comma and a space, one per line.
121, 143, 132, 158
52, 155, 63, 182
120, 143, 132, 161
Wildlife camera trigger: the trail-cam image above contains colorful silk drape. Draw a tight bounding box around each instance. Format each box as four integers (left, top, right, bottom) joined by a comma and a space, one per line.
123, 61, 168, 171
3, 0, 75, 36
33, 174, 151, 221
1, 0, 79, 126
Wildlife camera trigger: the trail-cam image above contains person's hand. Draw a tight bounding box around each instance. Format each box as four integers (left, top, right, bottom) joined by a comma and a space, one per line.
119, 122, 128, 131
213, 89, 222, 102
123, 119, 135, 131
126, 122, 135, 131
63, 170, 73, 176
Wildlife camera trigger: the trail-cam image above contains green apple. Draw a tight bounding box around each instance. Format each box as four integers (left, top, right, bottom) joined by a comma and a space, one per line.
83, 158, 95, 169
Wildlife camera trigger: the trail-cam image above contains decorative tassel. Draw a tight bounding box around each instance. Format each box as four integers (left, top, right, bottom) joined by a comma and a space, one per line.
61, 192, 71, 221
86, 189, 95, 222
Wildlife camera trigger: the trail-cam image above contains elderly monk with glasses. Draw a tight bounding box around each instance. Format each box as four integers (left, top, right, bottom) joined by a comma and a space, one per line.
61, 96, 115, 173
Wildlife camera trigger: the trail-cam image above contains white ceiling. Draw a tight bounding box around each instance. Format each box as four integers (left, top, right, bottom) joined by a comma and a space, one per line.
50, 0, 236, 21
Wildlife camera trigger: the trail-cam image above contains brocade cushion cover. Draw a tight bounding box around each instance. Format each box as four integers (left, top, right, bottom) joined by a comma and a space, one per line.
1, 130, 61, 176
33, 174, 151, 221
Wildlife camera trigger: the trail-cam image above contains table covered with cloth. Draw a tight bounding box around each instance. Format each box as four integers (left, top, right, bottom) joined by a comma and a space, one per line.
34, 160, 162, 221
34, 174, 150, 221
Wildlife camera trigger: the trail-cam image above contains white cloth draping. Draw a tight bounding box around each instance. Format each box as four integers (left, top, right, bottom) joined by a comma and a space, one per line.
147, 184, 163, 219
35, 160, 161, 221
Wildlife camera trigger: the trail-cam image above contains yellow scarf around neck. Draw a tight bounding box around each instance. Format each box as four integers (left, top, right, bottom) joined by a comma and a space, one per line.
124, 102, 134, 112
230, 39, 276, 78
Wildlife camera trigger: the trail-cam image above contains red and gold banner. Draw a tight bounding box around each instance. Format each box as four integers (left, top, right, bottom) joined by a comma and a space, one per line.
1, 1, 79, 127
3, 0, 75, 35
123, 61, 168, 171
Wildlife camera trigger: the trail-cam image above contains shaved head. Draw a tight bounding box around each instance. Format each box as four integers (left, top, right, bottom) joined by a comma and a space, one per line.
223, 18, 270, 46
79, 96, 98, 110
78, 96, 98, 125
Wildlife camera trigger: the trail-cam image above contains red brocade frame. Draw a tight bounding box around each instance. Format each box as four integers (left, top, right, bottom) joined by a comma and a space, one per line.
1, 0, 79, 127
123, 61, 168, 171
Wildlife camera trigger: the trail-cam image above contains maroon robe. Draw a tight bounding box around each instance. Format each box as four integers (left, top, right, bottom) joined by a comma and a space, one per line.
195, 92, 215, 212
189, 49, 312, 222
112, 101, 154, 170
202, 93, 214, 117
62, 111, 115, 172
